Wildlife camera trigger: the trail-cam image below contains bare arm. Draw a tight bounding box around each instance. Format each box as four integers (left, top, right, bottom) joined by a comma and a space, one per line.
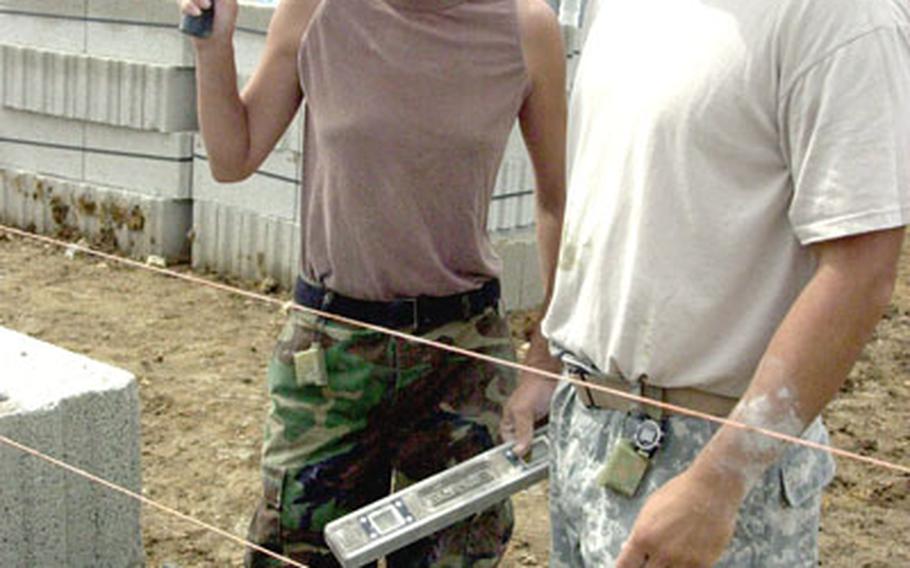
617, 227, 905, 568
696, 228, 904, 490
501, 0, 567, 455
180, 0, 319, 181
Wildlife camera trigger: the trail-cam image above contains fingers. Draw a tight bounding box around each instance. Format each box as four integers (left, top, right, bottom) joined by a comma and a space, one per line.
511, 407, 535, 456
179, 0, 211, 17
501, 376, 554, 456
500, 418, 516, 442
615, 539, 648, 568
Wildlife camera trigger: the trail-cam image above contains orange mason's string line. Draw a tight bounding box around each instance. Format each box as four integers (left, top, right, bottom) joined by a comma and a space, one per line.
1, 222, 908, 479
0, 434, 308, 568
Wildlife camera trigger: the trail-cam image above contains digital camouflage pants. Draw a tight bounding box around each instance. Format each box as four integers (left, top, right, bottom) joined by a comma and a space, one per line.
548, 382, 836, 567
245, 306, 517, 567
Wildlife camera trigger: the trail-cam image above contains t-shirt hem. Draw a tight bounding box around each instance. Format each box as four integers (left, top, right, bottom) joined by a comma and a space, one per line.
793, 207, 910, 245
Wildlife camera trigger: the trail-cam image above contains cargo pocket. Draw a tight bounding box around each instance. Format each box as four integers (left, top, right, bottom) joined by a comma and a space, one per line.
293, 345, 329, 387
779, 419, 836, 507
273, 311, 328, 387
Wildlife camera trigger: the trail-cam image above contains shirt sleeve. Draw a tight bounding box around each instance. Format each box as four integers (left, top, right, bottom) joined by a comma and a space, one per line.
782, 27, 910, 245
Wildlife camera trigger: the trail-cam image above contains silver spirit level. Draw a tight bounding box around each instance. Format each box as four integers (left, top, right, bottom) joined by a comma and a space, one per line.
325, 428, 550, 568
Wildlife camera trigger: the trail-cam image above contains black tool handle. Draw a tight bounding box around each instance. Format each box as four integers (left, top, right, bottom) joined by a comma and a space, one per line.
179, 6, 215, 38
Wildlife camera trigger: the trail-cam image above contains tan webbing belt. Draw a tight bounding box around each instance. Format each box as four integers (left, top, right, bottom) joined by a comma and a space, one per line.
567, 367, 738, 418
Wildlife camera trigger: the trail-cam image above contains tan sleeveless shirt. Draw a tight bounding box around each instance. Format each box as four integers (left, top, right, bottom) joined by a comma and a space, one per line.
297, 0, 531, 301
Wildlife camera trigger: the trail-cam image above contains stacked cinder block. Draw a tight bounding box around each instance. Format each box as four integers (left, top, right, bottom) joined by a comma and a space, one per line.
0, 0, 195, 262
0, 326, 143, 567
488, 126, 537, 234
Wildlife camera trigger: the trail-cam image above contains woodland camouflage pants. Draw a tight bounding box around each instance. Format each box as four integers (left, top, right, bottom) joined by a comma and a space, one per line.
245, 306, 517, 567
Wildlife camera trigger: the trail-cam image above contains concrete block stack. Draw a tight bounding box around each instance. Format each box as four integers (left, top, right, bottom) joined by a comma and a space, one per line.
489, 125, 537, 234
0, 326, 143, 567
0, 0, 194, 262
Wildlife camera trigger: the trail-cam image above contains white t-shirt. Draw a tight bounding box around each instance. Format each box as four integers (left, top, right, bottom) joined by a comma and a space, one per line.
542, 0, 910, 397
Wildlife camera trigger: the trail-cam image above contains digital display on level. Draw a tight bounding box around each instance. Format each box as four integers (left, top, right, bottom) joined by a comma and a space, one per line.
325, 429, 550, 568
368, 506, 406, 535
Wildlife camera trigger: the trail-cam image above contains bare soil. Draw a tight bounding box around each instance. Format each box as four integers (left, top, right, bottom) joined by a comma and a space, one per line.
0, 231, 907, 567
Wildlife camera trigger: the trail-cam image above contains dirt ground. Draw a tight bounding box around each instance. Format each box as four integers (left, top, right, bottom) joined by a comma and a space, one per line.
0, 230, 907, 567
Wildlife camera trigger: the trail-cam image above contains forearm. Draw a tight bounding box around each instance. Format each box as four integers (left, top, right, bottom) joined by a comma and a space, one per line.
524, 185, 565, 371
500, 184, 563, 449
535, 191, 564, 303
691, 231, 902, 495
194, 42, 253, 181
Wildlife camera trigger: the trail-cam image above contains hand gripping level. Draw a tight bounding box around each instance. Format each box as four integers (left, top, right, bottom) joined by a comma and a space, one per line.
324, 428, 551, 567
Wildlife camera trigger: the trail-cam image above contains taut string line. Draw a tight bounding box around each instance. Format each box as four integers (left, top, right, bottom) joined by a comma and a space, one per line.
2, 223, 908, 475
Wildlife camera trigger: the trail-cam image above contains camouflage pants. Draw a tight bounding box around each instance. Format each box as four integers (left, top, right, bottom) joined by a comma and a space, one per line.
548, 382, 836, 567
245, 306, 517, 567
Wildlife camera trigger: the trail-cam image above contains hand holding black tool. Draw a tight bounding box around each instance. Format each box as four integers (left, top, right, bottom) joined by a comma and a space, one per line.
179, 2, 215, 38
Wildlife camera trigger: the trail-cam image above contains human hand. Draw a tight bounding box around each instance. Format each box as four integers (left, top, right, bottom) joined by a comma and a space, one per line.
500, 336, 560, 455
500, 372, 556, 455
615, 467, 746, 568
178, 0, 238, 45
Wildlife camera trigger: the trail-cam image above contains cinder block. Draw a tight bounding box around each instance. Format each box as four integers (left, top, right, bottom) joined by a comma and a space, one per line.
0, 1, 86, 53
192, 199, 300, 287
488, 192, 536, 233
0, 44, 197, 131
231, 1, 275, 75
84, 55, 197, 132
193, 139, 299, 220
0, 0, 84, 17
0, 167, 192, 261
233, 29, 268, 82
235, 1, 276, 35
1, 43, 90, 119
83, 123, 194, 198
0, 326, 143, 568
492, 229, 543, 311
493, 233, 525, 312
86, 0, 194, 66
0, 107, 85, 180
489, 124, 536, 232
518, 236, 545, 310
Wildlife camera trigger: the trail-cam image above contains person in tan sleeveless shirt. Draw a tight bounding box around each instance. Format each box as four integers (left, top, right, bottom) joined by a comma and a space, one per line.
179, 0, 566, 565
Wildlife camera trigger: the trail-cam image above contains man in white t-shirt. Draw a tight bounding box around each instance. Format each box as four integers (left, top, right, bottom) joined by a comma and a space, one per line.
530, 0, 910, 565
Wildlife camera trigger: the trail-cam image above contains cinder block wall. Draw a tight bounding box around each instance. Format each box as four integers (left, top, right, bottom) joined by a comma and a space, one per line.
0, 326, 143, 568
0, 0, 195, 262
0, 0, 585, 310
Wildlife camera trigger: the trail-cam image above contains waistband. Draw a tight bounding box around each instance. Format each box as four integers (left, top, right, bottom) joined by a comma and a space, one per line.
294, 277, 500, 334
563, 360, 739, 419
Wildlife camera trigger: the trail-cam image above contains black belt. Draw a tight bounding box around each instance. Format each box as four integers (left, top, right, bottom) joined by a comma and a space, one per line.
294, 278, 501, 333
